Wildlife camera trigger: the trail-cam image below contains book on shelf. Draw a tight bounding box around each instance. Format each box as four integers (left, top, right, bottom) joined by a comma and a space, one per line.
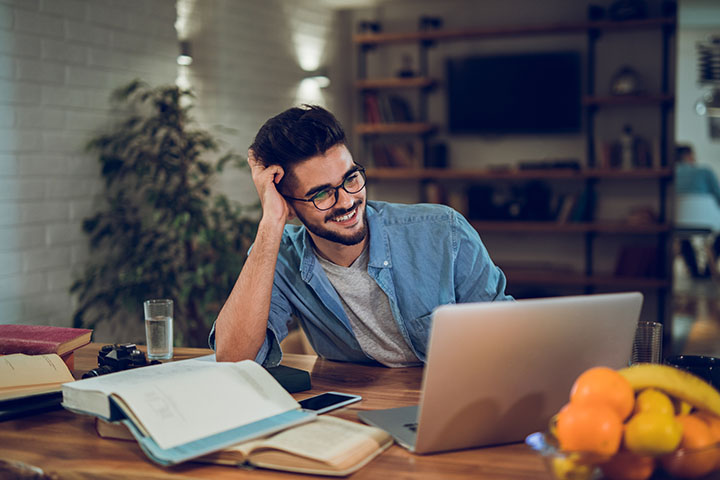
98, 415, 393, 476
554, 193, 578, 224
0, 353, 74, 408
378, 94, 394, 123
386, 94, 414, 122
0, 325, 92, 371
364, 94, 381, 123
569, 188, 596, 222
362, 93, 414, 124
61, 358, 316, 466
387, 143, 415, 167
371, 144, 393, 167
371, 142, 417, 168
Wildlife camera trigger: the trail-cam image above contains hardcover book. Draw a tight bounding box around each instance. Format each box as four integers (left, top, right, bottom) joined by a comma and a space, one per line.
0, 325, 92, 356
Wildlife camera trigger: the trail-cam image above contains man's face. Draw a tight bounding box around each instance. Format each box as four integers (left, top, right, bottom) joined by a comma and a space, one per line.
285, 144, 367, 246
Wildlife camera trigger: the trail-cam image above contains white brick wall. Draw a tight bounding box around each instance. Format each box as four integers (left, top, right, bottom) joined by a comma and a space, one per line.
0, 0, 178, 332
183, 0, 344, 206
0, 0, 345, 344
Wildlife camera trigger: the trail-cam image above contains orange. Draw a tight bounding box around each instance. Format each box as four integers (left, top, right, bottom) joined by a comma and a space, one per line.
600, 450, 655, 480
694, 411, 720, 441
570, 366, 635, 420
660, 414, 716, 478
693, 411, 720, 469
556, 402, 623, 458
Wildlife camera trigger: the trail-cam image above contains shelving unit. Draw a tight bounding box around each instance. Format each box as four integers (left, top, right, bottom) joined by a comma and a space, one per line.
365, 167, 673, 180
353, 17, 675, 45
470, 221, 671, 234
353, 13, 676, 340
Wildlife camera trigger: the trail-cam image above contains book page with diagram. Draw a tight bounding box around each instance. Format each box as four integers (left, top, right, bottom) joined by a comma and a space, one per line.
64, 359, 300, 450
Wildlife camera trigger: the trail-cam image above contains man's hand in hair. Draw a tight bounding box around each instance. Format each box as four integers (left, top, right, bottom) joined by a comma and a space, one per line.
248, 149, 293, 226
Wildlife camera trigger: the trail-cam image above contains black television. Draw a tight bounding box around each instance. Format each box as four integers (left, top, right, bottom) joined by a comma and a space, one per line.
446, 51, 582, 134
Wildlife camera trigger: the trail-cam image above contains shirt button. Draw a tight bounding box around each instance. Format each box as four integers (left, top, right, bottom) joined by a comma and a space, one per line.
383, 261, 389, 266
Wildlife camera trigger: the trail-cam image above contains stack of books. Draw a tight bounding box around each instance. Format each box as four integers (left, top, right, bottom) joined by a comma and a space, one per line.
0, 325, 92, 370
62, 359, 392, 474
0, 325, 92, 420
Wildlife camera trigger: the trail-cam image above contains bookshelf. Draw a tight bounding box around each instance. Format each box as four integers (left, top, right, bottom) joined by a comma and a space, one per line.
353, 17, 675, 45
365, 167, 673, 181
353, 11, 676, 339
469, 221, 671, 234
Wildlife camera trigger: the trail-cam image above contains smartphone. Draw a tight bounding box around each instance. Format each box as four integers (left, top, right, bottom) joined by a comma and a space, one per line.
298, 392, 362, 414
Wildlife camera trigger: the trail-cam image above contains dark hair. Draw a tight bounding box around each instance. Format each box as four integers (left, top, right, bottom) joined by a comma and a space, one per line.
250, 105, 346, 169
676, 144, 693, 163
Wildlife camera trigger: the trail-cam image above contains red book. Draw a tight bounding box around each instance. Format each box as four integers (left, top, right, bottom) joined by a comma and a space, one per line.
0, 325, 92, 357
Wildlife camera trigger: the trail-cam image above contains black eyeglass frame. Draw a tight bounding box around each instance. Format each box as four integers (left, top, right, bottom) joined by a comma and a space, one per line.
282, 164, 367, 211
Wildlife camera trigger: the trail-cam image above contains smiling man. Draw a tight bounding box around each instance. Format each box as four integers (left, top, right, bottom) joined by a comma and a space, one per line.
211, 105, 511, 367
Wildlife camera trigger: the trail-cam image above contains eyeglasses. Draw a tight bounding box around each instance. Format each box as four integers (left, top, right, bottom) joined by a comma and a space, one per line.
283, 165, 366, 211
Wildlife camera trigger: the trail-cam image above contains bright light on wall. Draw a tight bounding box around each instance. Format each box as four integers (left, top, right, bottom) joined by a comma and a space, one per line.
175, 0, 196, 39
296, 37, 324, 72
286, 7, 333, 106
177, 40, 193, 66
297, 77, 325, 105
176, 67, 192, 91
306, 69, 330, 88
175, 0, 196, 88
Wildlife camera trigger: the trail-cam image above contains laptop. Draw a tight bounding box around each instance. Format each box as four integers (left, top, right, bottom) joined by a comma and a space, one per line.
358, 292, 643, 454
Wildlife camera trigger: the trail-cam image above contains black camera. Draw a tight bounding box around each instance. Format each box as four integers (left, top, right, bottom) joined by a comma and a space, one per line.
82, 343, 159, 379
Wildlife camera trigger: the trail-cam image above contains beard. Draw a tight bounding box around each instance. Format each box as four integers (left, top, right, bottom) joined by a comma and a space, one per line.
296, 200, 368, 246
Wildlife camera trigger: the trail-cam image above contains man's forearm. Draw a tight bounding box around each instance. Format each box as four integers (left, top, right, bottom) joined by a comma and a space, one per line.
215, 219, 285, 362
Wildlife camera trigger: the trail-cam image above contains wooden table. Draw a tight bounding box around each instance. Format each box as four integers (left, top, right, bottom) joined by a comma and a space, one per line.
0, 344, 551, 479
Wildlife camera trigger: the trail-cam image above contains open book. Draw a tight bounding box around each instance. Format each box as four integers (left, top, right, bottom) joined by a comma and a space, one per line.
62, 359, 315, 466
0, 353, 74, 401
98, 415, 393, 476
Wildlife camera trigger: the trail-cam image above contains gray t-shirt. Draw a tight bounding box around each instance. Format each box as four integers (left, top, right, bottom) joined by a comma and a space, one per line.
316, 247, 421, 367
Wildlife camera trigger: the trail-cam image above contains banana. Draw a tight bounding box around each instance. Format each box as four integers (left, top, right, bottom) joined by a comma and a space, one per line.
618, 364, 720, 417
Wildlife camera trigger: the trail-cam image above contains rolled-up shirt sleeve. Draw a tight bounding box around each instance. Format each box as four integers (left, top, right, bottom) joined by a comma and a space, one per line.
208, 284, 293, 367
255, 287, 294, 366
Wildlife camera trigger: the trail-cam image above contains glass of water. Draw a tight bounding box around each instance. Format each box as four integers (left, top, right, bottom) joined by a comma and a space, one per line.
143, 299, 173, 360
630, 321, 663, 364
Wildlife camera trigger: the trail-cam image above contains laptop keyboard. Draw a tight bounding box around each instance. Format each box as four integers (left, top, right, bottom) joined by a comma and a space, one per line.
403, 422, 418, 432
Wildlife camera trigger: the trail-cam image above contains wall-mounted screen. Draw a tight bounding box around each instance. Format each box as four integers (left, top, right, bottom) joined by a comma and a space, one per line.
446, 51, 582, 134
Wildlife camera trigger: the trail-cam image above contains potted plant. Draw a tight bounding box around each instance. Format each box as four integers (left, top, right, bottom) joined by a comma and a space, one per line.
71, 80, 258, 347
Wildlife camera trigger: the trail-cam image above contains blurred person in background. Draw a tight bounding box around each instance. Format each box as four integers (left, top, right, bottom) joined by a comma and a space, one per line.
675, 144, 720, 277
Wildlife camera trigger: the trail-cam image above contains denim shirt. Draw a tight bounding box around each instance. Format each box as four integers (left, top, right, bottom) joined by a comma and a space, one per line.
209, 200, 512, 366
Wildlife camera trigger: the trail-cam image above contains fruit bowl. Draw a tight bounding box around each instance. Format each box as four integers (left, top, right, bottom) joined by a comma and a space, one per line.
526, 431, 720, 480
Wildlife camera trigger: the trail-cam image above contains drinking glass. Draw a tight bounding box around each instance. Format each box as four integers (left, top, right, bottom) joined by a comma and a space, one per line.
143, 299, 173, 360
630, 321, 663, 364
